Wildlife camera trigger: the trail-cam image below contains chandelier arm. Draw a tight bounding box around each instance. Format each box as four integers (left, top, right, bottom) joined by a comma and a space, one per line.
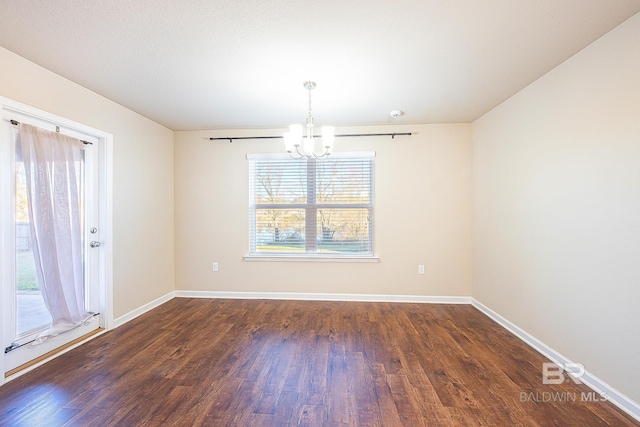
294, 145, 306, 158
312, 148, 331, 160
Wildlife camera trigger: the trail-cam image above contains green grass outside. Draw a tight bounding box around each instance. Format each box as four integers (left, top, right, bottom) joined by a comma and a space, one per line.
257, 244, 305, 253
258, 241, 368, 254
16, 250, 39, 291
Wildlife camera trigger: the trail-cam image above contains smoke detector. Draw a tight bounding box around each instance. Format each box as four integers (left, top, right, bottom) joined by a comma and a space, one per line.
390, 110, 404, 119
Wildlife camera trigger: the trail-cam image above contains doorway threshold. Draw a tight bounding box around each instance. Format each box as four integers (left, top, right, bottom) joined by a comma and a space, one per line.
5, 327, 105, 379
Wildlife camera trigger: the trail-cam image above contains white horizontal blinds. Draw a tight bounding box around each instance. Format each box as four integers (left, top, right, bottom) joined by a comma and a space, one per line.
316, 158, 372, 205
315, 158, 373, 254
250, 158, 308, 254
254, 208, 306, 252
249, 154, 374, 256
316, 208, 371, 253
252, 159, 307, 205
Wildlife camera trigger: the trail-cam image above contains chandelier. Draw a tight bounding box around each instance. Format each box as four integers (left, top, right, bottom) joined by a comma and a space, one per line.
283, 81, 335, 159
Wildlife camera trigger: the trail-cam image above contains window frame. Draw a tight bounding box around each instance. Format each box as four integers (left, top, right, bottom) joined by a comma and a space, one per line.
245, 152, 378, 262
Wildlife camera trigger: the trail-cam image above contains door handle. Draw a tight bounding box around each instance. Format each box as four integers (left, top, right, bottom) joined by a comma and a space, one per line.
90, 241, 101, 248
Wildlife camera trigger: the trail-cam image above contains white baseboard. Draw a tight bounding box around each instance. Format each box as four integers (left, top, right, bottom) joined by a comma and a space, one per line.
112, 291, 175, 328
174, 290, 472, 304
7, 288, 637, 422
108, 291, 640, 421
471, 299, 640, 422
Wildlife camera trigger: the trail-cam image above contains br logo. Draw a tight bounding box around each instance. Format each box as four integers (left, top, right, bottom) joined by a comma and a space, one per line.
542, 362, 585, 384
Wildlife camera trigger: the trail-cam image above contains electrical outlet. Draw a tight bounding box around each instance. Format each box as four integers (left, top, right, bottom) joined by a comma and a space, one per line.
418, 264, 425, 275
212, 262, 219, 272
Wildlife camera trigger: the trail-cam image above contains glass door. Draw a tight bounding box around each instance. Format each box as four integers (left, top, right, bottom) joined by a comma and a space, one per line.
3, 122, 101, 374
15, 144, 53, 337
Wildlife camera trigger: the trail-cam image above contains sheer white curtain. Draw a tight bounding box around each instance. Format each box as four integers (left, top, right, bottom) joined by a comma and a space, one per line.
20, 123, 91, 343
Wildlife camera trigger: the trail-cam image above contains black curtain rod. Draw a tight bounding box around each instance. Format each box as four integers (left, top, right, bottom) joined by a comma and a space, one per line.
209, 132, 412, 143
10, 119, 93, 145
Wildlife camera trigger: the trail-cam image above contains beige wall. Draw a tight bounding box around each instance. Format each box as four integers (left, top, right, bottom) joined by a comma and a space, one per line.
472, 14, 640, 402
175, 124, 472, 296
0, 47, 175, 318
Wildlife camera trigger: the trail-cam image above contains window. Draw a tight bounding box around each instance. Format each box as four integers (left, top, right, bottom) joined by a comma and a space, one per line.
248, 152, 374, 258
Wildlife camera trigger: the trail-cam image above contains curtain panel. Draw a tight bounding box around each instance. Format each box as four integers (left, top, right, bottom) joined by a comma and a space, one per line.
19, 123, 92, 343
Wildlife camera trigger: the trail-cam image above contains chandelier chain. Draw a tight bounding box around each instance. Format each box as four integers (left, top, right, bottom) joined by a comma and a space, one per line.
308, 84, 312, 119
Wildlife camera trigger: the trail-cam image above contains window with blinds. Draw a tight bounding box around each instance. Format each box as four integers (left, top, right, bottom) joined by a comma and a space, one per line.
248, 152, 374, 257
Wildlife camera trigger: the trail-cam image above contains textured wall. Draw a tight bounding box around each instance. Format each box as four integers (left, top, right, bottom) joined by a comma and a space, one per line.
473, 14, 640, 403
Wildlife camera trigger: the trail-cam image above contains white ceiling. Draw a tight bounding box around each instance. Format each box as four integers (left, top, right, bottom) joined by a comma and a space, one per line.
0, 1, 639, 131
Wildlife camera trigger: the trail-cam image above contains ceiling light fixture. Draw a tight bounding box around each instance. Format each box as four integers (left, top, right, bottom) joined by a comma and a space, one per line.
284, 81, 334, 159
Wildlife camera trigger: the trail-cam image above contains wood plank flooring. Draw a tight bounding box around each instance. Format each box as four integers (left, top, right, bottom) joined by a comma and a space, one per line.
0, 298, 637, 426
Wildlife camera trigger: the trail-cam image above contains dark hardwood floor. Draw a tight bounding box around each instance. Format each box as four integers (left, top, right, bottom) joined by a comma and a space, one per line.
0, 298, 637, 426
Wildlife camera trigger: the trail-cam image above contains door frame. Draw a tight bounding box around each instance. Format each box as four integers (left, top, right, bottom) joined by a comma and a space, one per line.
0, 97, 113, 385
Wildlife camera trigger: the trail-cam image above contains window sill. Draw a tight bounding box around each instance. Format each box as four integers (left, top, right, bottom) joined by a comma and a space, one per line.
243, 254, 379, 263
